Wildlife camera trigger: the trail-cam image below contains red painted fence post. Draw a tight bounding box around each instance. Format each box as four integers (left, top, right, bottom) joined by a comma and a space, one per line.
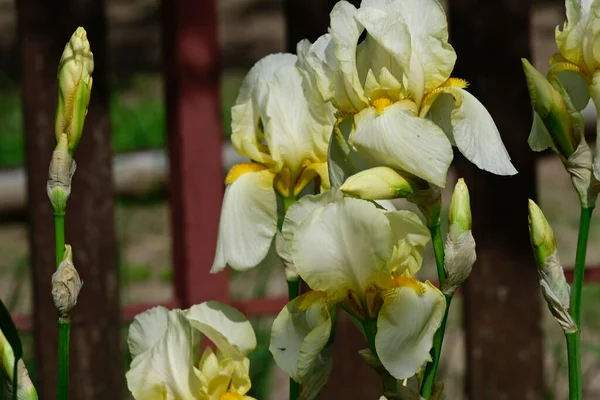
162, 0, 230, 308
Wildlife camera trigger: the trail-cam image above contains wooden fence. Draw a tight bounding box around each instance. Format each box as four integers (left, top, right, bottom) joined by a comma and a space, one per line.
7, 0, 595, 399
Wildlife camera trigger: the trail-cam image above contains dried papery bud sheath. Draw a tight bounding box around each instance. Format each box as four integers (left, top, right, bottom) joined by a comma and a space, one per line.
55, 27, 94, 154
522, 58, 578, 159
528, 200, 576, 333
443, 179, 476, 295
52, 245, 83, 319
0, 330, 37, 400
47, 134, 76, 214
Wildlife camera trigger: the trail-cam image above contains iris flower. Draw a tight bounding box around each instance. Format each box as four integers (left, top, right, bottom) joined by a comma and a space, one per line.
270, 191, 445, 380
548, 0, 600, 176
126, 302, 257, 400
211, 53, 335, 273
301, 0, 516, 187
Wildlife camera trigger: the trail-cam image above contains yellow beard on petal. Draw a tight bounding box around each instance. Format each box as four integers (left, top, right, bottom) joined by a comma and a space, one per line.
372, 97, 393, 115
225, 162, 268, 184
220, 392, 244, 400
390, 276, 426, 296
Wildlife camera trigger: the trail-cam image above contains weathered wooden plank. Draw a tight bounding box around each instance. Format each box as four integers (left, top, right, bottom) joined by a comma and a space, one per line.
448, 1, 544, 399
16, 0, 123, 398
162, 0, 229, 307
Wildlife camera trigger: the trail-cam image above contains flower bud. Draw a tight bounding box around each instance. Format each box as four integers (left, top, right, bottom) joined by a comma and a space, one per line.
448, 178, 471, 240
52, 245, 83, 318
47, 133, 77, 214
522, 58, 578, 158
443, 180, 476, 295
55, 27, 94, 154
339, 167, 418, 200
528, 200, 576, 333
0, 330, 37, 400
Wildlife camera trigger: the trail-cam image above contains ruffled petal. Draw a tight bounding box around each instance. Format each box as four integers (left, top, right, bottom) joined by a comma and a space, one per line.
555, 0, 595, 67
428, 88, 517, 176
329, 1, 369, 110
264, 64, 334, 173
269, 291, 333, 382
376, 280, 445, 379
127, 306, 169, 359
291, 195, 393, 302
186, 301, 257, 360
361, 0, 456, 95
211, 168, 277, 272
350, 101, 453, 187
231, 53, 296, 165
384, 210, 430, 277
126, 309, 203, 399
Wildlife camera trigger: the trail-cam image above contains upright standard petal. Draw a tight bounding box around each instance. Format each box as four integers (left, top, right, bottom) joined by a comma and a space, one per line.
361, 0, 456, 94
128, 306, 169, 359
211, 168, 278, 272
270, 291, 333, 382
231, 53, 297, 165
376, 280, 445, 379
350, 101, 453, 187
556, 0, 595, 66
428, 88, 517, 176
126, 309, 202, 400
384, 210, 430, 277
187, 301, 257, 361
329, 1, 369, 110
292, 196, 393, 302
263, 64, 332, 173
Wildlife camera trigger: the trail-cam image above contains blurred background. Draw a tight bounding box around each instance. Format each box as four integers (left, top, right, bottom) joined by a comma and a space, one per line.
1, 0, 600, 399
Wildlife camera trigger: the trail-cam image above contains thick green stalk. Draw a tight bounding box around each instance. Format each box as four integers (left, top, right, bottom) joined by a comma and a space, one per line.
57, 319, 71, 400
54, 213, 65, 267
55, 212, 69, 400
420, 224, 447, 399
566, 331, 582, 400
570, 206, 594, 327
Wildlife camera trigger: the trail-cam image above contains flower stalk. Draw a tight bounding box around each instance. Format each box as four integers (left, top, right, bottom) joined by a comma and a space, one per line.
571, 206, 594, 327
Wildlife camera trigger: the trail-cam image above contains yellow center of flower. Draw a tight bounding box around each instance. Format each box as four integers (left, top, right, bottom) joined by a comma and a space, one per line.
372, 97, 393, 115
390, 276, 426, 295
225, 162, 267, 184
220, 393, 244, 400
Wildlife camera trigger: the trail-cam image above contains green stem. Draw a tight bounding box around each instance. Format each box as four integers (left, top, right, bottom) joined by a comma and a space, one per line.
570, 206, 594, 327
285, 195, 300, 400
54, 213, 65, 266
57, 318, 71, 400
420, 224, 447, 399
566, 331, 582, 400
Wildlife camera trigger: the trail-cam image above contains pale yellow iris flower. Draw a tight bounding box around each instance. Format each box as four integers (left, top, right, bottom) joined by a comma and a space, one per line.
270, 191, 445, 381
301, 0, 516, 187
211, 53, 335, 273
548, 0, 600, 177
126, 302, 257, 400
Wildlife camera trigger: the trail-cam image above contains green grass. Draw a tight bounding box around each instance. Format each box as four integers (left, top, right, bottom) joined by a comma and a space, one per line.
0, 71, 245, 169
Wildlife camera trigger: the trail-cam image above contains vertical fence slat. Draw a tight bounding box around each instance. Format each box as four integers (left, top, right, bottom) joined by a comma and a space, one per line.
17, 0, 124, 398
449, 1, 544, 399
162, 0, 229, 308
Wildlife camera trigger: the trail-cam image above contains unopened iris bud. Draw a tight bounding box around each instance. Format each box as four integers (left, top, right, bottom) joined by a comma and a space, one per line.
522, 59, 578, 158
448, 178, 471, 240
528, 200, 576, 333
52, 245, 83, 319
443, 179, 476, 295
0, 330, 37, 400
340, 167, 418, 200
47, 134, 76, 214
55, 27, 94, 154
